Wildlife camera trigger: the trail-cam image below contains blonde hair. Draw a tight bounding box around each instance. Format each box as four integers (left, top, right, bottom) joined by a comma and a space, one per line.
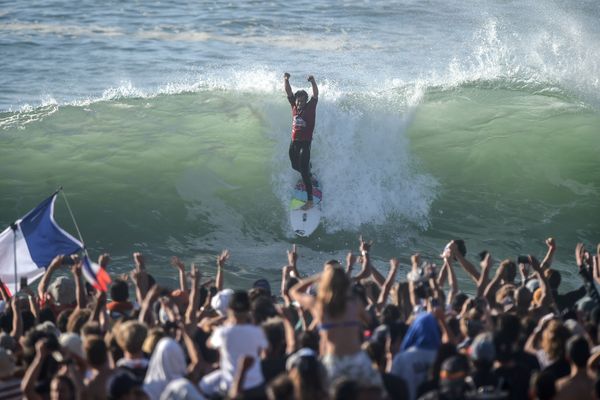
317, 263, 350, 319
116, 320, 148, 354
541, 320, 570, 361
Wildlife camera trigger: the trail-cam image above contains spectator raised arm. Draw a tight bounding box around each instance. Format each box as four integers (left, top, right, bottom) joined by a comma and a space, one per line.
9, 296, 22, 340
289, 273, 321, 313
476, 252, 492, 299
593, 243, 600, 285
450, 241, 481, 283
408, 253, 421, 308
216, 249, 229, 291
38, 254, 64, 299
540, 237, 556, 270
0, 276, 10, 302
170, 256, 188, 293
287, 244, 300, 278
21, 339, 48, 400
530, 255, 557, 313
445, 256, 460, 306
376, 257, 400, 310
185, 264, 201, 326
131, 252, 150, 304
70, 254, 86, 310
575, 243, 600, 306
346, 251, 357, 276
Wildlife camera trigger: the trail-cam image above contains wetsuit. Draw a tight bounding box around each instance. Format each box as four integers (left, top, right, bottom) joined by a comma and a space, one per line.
288, 95, 317, 201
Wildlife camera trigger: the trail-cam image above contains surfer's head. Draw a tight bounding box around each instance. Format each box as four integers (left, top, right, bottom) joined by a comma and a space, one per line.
294, 90, 308, 110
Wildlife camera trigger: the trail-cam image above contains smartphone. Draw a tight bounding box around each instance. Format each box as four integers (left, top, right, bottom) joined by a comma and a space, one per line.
431, 298, 439, 307
20, 276, 28, 290
478, 251, 489, 261
517, 255, 530, 264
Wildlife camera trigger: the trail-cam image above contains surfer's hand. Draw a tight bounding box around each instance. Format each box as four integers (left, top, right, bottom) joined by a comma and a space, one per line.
307, 75, 315, 82
546, 237, 556, 250
284, 72, 290, 79
390, 257, 400, 270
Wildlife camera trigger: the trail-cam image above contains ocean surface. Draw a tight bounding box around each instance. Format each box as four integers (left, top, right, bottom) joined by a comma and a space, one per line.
1, 0, 599, 291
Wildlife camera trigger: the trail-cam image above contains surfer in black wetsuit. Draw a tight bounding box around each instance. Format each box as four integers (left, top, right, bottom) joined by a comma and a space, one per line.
284, 72, 318, 210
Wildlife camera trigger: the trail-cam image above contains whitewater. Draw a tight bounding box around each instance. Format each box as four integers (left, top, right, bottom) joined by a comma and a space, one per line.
1, 0, 599, 289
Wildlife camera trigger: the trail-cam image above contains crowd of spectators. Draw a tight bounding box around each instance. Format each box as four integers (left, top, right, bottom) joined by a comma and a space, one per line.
1, 237, 600, 400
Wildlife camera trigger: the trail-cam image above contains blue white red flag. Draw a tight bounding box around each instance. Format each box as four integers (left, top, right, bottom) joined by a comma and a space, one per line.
0, 192, 110, 295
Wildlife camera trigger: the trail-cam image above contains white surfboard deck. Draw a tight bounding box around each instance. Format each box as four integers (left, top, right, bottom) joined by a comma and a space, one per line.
290, 175, 322, 237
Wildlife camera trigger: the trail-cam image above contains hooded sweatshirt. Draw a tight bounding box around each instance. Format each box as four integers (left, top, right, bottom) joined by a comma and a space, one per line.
391, 312, 441, 400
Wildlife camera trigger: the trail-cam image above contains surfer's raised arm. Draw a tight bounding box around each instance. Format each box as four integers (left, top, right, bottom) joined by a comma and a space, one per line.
308, 75, 318, 99
284, 72, 293, 99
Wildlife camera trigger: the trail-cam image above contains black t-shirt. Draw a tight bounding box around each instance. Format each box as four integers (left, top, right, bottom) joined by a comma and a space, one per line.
470, 368, 500, 389
260, 357, 287, 384
493, 364, 531, 400
542, 357, 570, 382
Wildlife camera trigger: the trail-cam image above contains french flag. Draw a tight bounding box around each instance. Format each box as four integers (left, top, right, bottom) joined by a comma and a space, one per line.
0, 192, 110, 295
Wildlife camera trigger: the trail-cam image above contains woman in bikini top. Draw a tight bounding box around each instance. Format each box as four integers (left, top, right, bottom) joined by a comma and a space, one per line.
292, 261, 368, 357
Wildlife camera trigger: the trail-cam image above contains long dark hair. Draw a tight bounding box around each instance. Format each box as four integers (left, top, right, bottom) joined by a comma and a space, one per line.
290, 356, 328, 400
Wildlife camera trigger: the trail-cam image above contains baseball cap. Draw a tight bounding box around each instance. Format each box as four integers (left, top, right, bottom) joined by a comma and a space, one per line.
210, 288, 234, 316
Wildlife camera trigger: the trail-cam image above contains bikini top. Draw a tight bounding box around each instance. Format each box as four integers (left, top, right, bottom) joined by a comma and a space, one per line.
317, 320, 362, 332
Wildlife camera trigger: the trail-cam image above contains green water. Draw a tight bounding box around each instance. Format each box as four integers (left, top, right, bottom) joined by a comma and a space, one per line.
1, 86, 599, 291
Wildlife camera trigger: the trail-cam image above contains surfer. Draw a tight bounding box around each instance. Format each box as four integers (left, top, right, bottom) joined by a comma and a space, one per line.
284, 72, 318, 210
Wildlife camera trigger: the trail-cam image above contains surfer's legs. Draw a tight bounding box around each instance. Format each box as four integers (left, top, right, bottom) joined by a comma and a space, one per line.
290, 140, 313, 206
289, 141, 302, 172
298, 141, 313, 202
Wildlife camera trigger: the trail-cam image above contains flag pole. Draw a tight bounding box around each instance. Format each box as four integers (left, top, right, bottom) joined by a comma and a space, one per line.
10, 222, 18, 295
58, 187, 89, 258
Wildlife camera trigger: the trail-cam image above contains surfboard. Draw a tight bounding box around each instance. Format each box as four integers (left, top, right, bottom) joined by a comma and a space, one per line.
290, 175, 322, 237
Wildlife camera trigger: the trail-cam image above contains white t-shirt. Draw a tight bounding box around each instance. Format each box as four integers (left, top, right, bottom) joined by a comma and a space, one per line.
208, 324, 268, 390
391, 347, 437, 400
